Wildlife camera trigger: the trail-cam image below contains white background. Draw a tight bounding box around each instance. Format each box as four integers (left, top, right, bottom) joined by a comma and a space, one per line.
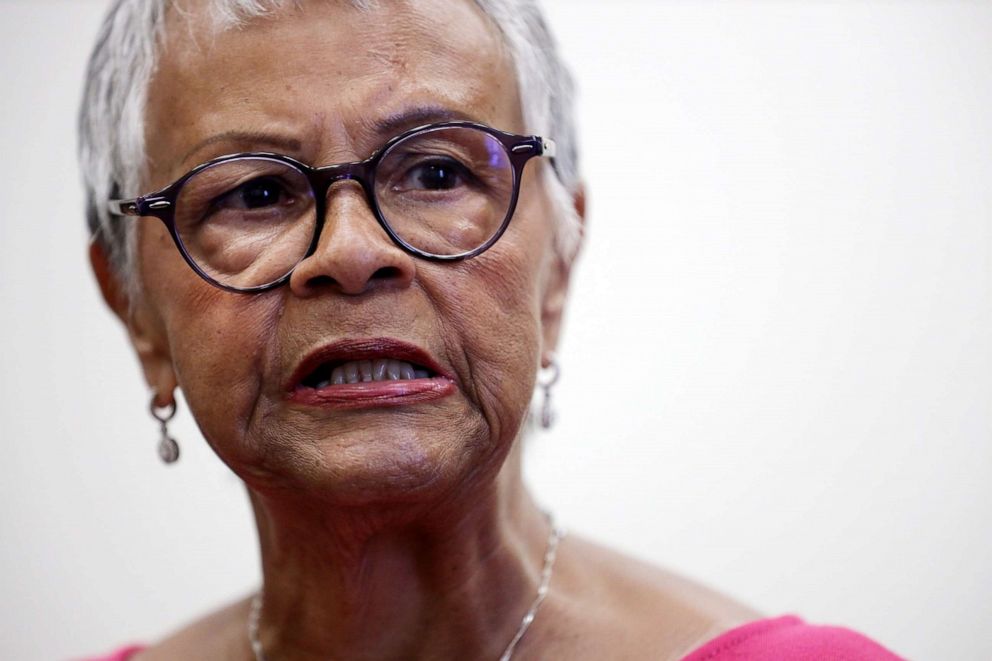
1, 1, 989, 659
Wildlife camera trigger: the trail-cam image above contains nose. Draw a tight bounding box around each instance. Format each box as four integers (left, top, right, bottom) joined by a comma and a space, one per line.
288, 181, 416, 297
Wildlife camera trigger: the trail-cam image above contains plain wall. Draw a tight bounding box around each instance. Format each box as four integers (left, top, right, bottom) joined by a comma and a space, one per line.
1, 1, 989, 659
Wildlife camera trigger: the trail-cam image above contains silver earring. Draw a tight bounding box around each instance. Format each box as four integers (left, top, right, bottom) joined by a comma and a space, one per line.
537, 354, 561, 430
150, 397, 180, 464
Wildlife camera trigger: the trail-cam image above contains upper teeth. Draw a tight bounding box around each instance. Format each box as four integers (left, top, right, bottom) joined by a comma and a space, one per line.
315, 359, 430, 388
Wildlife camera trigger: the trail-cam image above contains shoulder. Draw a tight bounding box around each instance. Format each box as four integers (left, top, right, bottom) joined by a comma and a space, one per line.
126, 595, 253, 661
680, 615, 906, 661
547, 534, 764, 659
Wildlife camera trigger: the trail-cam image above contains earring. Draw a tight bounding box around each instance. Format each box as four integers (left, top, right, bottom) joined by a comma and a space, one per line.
150, 396, 180, 464
537, 353, 561, 430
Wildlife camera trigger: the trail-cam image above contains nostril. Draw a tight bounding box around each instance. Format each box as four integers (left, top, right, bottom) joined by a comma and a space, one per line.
299, 266, 405, 295
303, 274, 338, 290
372, 266, 404, 281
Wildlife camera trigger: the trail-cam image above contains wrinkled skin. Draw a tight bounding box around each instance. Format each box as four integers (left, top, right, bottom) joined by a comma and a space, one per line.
92, 1, 759, 658
131, 0, 565, 505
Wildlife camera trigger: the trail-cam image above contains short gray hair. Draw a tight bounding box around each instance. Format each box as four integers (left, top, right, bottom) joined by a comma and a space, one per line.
79, 0, 581, 291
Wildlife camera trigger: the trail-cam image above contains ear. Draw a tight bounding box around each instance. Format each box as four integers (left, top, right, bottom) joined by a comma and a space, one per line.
540, 184, 586, 365
90, 240, 178, 403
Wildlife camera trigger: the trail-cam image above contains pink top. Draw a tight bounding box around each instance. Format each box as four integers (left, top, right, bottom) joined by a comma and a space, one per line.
680, 615, 905, 660
81, 615, 905, 660
78, 644, 145, 661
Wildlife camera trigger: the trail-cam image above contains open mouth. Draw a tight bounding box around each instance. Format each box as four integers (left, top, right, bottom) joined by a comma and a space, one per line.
301, 358, 436, 389
285, 338, 455, 408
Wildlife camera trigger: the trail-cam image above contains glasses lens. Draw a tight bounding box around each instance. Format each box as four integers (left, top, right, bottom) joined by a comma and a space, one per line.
374, 126, 515, 257
174, 158, 316, 289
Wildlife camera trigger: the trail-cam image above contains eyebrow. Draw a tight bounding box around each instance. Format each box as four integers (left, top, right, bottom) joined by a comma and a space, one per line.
180, 131, 304, 165
371, 105, 479, 136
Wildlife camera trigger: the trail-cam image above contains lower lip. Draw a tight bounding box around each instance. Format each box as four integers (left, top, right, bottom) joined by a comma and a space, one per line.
287, 377, 456, 409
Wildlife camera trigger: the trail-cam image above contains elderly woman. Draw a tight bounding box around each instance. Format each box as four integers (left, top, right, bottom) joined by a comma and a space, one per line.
81, 1, 904, 659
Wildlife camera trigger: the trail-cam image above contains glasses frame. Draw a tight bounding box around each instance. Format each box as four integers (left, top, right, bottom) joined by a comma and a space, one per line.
108, 121, 557, 293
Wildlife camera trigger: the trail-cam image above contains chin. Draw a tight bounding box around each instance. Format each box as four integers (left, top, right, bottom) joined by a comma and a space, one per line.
234, 416, 500, 509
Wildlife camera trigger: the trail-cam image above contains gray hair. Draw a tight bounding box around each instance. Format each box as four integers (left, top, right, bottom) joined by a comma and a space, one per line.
79, 0, 581, 293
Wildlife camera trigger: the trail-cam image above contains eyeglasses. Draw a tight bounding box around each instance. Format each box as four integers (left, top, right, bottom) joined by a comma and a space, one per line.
108, 121, 556, 293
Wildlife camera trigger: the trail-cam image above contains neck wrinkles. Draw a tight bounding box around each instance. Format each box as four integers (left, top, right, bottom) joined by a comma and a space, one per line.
246, 446, 554, 660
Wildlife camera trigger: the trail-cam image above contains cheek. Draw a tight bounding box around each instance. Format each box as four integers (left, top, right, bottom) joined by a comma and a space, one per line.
140, 223, 281, 450
170, 297, 279, 435
431, 207, 552, 437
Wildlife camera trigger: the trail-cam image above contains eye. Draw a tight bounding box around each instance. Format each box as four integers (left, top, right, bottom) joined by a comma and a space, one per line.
176, 160, 313, 234
412, 161, 462, 190
218, 176, 290, 210
392, 158, 473, 193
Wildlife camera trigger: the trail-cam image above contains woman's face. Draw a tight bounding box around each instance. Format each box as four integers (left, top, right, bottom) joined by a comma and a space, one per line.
125, 0, 574, 504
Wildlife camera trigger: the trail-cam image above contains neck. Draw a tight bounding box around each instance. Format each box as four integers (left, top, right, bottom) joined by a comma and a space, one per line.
247, 444, 554, 661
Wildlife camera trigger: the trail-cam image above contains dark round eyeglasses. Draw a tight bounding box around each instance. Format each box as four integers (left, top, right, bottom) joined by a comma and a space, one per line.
108, 121, 556, 293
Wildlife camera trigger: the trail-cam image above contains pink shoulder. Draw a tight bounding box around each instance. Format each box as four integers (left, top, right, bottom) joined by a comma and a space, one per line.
681, 615, 906, 661
74, 644, 146, 661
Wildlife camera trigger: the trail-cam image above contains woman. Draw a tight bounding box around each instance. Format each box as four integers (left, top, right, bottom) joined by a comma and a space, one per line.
81, 0, 903, 659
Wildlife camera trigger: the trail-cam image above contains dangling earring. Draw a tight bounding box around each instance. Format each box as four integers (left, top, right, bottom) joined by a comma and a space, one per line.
150, 396, 180, 464
537, 353, 561, 430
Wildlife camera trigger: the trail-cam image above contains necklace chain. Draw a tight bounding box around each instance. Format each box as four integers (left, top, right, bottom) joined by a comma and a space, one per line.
247, 515, 564, 661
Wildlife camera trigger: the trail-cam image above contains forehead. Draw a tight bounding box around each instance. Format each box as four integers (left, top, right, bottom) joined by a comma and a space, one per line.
146, 0, 522, 179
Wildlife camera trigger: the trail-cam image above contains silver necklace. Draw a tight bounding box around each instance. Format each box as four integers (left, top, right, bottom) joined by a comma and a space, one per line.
248, 515, 564, 661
